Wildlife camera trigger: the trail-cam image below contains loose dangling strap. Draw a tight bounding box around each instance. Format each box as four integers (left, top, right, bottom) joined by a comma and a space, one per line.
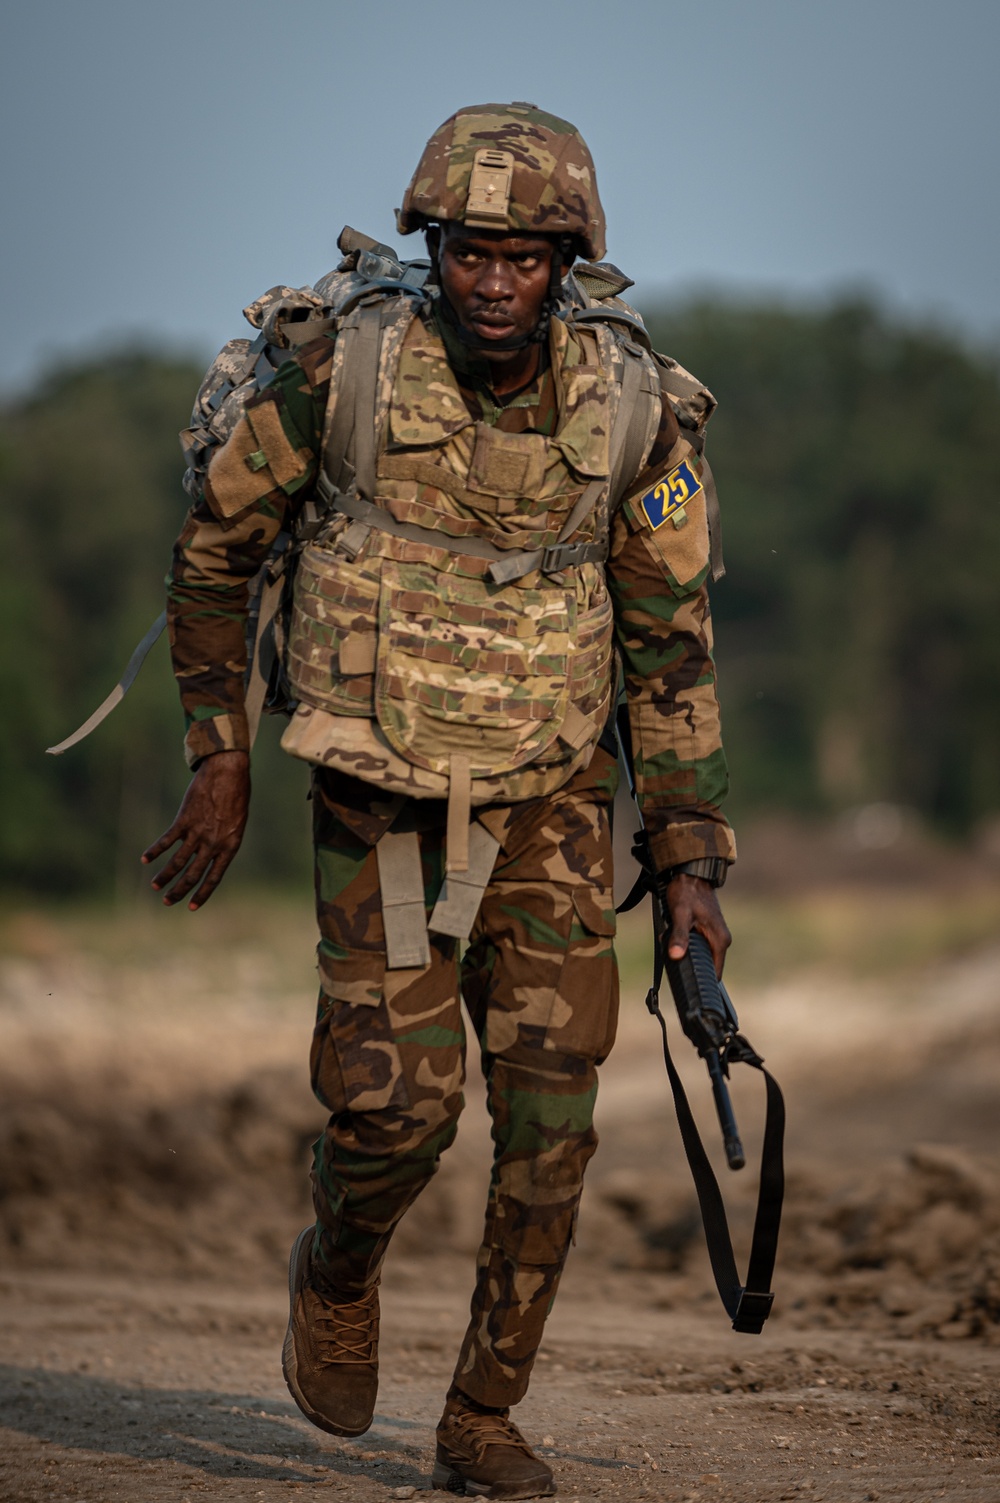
428, 822, 501, 941
46, 611, 167, 755
446, 754, 472, 875
375, 828, 432, 970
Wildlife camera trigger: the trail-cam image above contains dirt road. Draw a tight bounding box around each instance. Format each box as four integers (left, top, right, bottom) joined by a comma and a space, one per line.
1, 893, 998, 1501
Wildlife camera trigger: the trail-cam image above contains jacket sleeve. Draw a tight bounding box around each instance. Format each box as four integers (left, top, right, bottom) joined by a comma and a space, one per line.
167, 337, 333, 767
607, 432, 736, 873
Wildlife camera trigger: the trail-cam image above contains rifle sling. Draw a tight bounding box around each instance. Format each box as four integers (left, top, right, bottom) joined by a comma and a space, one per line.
643, 913, 785, 1334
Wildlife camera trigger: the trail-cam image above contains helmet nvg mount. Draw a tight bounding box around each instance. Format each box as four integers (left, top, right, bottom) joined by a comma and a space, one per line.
396, 102, 606, 263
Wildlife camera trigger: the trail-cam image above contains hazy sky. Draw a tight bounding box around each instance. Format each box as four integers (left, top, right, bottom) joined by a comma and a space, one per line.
2, 0, 998, 393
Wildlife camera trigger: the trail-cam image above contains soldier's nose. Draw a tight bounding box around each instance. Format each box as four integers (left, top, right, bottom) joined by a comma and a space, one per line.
478, 262, 513, 300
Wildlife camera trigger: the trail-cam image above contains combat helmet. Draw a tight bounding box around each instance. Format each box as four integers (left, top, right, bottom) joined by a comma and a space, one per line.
396, 102, 606, 262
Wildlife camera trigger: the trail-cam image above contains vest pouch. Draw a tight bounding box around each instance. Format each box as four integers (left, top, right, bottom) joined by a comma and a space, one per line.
285, 540, 380, 717
534, 585, 615, 766
374, 557, 576, 777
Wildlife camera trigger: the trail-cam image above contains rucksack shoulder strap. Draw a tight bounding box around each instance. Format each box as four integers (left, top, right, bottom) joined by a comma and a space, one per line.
319, 295, 416, 505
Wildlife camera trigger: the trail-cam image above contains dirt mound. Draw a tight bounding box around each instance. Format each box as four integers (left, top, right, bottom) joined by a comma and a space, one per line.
0, 1062, 321, 1279
780, 1145, 1000, 1339
582, 1146, 1000, 1342
2, 1054, 999, 1344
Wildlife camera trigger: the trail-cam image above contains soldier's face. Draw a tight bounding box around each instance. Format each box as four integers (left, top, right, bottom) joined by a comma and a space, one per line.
439, 226, 555, 360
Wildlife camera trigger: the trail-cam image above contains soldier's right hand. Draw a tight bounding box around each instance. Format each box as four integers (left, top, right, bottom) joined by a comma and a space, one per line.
141, 750, 251, 910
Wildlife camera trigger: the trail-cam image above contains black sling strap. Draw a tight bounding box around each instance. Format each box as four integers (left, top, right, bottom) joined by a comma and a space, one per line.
617, 874, 785, 1333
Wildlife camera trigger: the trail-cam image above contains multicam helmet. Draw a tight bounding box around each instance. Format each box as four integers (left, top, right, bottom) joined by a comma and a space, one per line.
396, 102, 606, 262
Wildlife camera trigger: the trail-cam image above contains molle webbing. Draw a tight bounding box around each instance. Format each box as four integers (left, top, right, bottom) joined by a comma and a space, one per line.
317, 302, 662, 588
317, 482, 607, 581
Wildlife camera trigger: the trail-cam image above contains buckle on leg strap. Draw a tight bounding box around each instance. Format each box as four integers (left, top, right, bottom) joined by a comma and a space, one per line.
731, 1289, 774, 1334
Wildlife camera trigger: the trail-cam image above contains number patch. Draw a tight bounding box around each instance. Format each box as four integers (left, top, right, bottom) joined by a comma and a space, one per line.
637, 459, 703, 531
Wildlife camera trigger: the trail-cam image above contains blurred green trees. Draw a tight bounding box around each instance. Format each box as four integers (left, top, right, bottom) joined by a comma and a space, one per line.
0, 351, 310, 899
1, 297, 998, 897
642, 298, 1000, 829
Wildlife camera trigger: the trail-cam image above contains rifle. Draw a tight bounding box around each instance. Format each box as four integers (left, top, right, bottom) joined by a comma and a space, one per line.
655, 867, 747, 1171
617, 715, 785, 1334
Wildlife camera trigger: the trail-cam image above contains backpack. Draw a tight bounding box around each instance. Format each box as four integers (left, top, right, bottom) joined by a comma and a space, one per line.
46, 227, 721, 756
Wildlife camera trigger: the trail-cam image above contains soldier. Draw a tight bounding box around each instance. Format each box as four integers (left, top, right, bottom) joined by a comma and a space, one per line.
144, 103, 734, 1500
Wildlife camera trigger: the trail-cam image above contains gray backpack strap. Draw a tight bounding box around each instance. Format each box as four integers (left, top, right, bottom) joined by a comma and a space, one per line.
539, 328, 659, 553
320, 298, 394, 501
243, 566, 287, 747
46, 611, 167, 756
659, 389, 725, 581
653, 360, 724, 582
541, 345, 651, 562
351, 303, 385, 502
609, 347, 660, 509
701, 455, 725, 582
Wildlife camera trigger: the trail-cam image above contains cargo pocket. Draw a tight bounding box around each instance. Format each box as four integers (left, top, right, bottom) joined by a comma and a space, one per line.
482, 881, 617, 1063
310, 945, 409, 1113
543, 886, 618, 1062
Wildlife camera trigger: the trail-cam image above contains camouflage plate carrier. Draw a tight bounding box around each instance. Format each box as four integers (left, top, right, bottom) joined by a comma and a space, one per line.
45, 230, 720, 775
48, 105, 722, 852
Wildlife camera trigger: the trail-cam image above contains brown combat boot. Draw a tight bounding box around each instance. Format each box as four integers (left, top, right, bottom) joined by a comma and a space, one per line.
432, 1393, 555, 1499
281, 1226, 379, 1437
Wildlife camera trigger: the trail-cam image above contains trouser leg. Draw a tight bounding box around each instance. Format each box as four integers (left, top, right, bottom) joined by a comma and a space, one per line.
452, 790, 619, 1407
309, 787, 465, 1294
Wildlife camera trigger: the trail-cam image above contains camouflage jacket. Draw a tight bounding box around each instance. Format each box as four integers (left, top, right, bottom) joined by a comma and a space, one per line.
167, 302, 735, 872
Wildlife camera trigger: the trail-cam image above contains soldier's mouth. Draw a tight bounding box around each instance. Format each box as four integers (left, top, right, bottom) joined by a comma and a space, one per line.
469, 314, 517, 339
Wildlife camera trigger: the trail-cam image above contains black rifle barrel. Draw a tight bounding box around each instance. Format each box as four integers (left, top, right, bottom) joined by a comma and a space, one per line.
705, 1050, 746, 1170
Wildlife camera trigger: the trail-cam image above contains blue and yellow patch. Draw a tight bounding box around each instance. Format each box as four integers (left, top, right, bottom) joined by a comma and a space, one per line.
637, 459, 703, 531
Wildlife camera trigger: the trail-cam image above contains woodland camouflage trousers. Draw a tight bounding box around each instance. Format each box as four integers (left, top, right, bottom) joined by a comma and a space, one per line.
307, 767, 619, 1407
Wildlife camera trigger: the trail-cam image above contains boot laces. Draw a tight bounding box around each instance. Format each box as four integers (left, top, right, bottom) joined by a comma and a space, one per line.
311, 1283, 378, 1364
447, 1408, 534, 1462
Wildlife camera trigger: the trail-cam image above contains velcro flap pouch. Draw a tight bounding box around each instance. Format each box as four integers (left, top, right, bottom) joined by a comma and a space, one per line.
466, 426, 548, 513
245, 399, 310, 488
206, 395, 309, 520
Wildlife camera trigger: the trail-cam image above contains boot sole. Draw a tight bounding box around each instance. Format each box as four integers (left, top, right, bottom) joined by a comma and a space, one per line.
430, 1459, 556, 1499
281, 1226, 375, 1438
